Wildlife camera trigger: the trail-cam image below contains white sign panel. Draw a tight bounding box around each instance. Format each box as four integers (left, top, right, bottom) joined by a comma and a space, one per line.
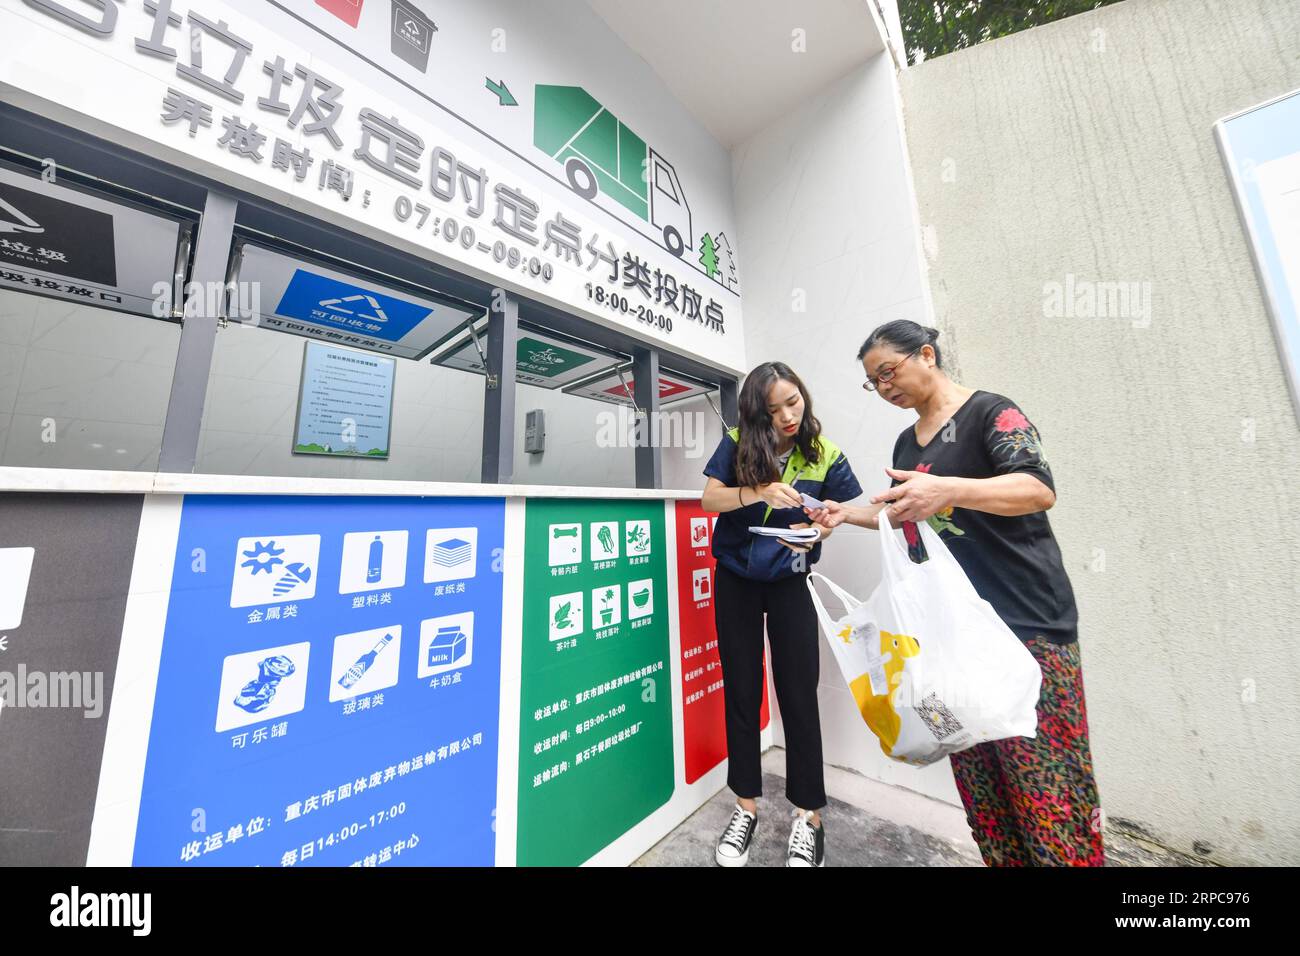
0, 163, 186, 317
293, 340, 396, 457
0, 0, 746, 372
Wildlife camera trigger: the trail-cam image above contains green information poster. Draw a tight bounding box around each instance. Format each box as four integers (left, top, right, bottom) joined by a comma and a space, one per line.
518, 499, 674, 865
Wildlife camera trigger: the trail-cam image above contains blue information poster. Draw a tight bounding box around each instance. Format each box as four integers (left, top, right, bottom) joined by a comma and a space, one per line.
132, 495, 504, 866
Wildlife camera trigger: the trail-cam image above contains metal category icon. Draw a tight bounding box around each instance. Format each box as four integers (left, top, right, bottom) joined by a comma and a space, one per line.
231, 535, 320, 608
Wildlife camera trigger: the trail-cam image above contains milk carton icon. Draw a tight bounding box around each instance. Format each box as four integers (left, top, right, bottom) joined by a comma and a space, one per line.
419, 611, 474, 678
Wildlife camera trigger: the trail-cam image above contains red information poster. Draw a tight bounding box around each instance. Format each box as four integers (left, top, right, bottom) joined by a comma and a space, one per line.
675, 501, 769, 785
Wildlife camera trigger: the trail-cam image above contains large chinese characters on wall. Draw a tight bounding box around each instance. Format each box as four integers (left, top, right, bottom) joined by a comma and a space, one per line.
5, 0, 746, 371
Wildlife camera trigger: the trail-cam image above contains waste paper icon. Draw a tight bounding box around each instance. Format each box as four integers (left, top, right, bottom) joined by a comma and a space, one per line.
423, 527, 479, 583
432, 536, 472, 567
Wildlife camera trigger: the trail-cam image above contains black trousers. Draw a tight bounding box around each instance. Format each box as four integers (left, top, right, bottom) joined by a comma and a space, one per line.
713, 564, 826, 810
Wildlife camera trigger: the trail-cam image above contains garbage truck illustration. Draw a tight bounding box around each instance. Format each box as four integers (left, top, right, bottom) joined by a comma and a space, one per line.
534, 84, 693, 258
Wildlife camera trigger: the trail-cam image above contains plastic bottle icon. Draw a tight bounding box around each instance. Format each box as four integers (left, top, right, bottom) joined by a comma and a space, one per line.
367, 535, 384, 583
338, 633, 393, 690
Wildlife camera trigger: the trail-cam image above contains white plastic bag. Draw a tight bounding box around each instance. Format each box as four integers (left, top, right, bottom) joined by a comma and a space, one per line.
807, 509, 1042, 766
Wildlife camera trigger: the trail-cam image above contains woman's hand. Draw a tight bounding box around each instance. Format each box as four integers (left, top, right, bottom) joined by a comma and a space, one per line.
756, 481, 803, 510
804, 500, 847, 529
870, 467, 954, 523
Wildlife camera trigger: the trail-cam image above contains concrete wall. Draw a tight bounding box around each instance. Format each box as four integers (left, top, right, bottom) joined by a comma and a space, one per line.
732, 50, 964, 805
899, 0, 1300, 864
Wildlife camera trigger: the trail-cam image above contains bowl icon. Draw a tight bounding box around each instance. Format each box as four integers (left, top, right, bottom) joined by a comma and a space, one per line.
631, 587, 651, 608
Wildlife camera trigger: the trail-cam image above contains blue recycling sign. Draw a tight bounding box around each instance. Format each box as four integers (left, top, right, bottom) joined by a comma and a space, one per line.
275, 269, 433, 342
131, 494, 505, 866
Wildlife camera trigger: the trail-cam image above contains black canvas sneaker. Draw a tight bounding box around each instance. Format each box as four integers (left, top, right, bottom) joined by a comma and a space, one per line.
786, 808, 825, 867
714, 804, 758, 867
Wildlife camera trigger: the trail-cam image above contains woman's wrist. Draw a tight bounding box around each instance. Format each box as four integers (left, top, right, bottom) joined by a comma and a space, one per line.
938, 476, 964, 510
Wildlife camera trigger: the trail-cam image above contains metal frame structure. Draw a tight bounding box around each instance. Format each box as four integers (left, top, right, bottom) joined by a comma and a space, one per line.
0, 102, 740, 487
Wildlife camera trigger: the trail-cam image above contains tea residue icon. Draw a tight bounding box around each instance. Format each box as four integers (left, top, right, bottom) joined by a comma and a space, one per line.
553, 600, 574, 629
233, 655, 297, 714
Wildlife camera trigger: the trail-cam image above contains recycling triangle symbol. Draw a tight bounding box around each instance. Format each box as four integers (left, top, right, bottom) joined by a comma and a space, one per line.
317, 293, 389, 323
0, 194, 45, 235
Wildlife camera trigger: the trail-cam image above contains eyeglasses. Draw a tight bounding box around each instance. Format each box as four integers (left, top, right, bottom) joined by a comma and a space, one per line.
863, 349, 919, 391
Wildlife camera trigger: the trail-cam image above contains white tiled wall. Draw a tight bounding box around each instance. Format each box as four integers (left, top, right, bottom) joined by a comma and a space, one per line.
731, 51, 962, 806
0, 290, 179, 471
196, 321, 648, 487
0, 287, 661, 488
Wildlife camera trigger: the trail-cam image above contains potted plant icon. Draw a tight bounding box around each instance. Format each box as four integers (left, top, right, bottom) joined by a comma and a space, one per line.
599, 588, 616, 625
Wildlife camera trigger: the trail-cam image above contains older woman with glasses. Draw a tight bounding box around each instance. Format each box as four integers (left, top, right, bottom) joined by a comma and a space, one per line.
806, 319, 1105, 867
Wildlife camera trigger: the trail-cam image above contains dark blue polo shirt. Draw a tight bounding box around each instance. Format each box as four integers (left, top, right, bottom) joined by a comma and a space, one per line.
704, 429, 863, 582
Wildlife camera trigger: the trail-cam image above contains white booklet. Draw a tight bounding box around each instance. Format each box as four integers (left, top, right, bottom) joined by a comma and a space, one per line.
747, 525, 821, 543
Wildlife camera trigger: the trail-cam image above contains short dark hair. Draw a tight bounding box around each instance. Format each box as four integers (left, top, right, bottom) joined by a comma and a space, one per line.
857, 320, 942, 369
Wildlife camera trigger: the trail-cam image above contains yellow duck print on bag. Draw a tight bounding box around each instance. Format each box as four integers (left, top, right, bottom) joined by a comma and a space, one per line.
848, 629, 922, 756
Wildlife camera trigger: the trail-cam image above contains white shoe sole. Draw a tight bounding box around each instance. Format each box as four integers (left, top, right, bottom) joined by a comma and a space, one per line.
715, 845, 751, 867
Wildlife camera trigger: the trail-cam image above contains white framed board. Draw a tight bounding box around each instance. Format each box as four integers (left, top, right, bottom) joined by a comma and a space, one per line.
293, 341, 397, 459
1216, 88, 1300, 426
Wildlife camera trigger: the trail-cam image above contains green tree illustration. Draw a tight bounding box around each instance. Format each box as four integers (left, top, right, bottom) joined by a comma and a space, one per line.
698, 232, 719, 278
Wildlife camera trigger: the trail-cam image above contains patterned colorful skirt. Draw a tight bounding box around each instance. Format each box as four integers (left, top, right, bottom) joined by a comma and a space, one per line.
948, 637, 1105, 866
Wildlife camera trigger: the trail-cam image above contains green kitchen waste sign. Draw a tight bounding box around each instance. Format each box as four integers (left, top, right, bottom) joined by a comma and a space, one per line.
518, 499, 674, 865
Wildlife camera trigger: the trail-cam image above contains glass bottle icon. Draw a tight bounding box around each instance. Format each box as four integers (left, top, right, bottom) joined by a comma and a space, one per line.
338, 632, 393, 690
367, 535, 384, 583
